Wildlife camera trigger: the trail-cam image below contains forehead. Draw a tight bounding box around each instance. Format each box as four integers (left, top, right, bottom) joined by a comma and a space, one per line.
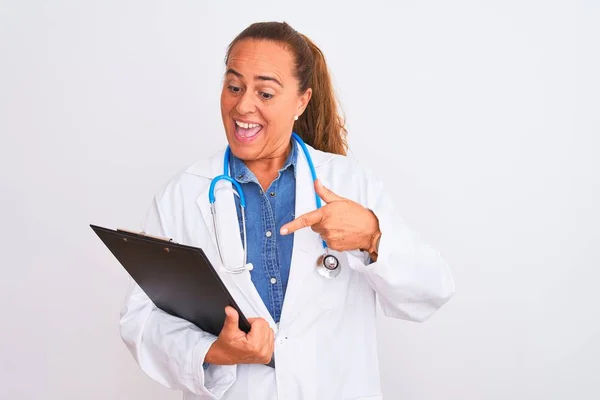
227, 39, 296, 79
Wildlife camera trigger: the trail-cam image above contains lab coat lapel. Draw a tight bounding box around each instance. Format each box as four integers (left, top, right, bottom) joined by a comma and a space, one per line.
195, 152, 274, 323
280, 143, 325, 325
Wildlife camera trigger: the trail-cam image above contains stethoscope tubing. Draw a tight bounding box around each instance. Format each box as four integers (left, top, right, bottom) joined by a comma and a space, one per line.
209, 132, 338, 276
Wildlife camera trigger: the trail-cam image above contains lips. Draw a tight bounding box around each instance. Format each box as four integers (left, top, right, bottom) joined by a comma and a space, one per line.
234, 119, 263, 140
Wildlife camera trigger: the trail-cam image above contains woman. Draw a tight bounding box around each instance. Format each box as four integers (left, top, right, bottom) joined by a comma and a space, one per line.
120, 21, 454, 400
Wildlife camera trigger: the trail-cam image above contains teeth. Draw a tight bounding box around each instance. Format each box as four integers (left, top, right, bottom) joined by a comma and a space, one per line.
235, 120, 261, 129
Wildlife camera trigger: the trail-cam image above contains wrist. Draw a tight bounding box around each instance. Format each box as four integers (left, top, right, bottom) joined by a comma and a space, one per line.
205, 339, 235, 365
204, 340, 220, 364
360, 209, 381, 260
362, 229, 381, 261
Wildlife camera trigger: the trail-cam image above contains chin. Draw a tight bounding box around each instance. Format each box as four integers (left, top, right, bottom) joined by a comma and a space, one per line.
225, 133, 257, 160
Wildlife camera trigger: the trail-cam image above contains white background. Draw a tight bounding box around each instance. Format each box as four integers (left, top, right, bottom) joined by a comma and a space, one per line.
1, 1, 599, 399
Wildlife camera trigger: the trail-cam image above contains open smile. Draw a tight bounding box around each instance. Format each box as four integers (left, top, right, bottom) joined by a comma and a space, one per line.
234, 119, 263, 141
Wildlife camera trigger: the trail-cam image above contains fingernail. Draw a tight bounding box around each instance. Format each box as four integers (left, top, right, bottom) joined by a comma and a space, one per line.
280, 227, 288, 235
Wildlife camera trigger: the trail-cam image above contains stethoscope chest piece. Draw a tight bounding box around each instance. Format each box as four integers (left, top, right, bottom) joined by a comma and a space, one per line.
316, 253, 341, 279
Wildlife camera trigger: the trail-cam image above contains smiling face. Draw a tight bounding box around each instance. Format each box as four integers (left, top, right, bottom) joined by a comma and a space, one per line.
220, 39, 312, 164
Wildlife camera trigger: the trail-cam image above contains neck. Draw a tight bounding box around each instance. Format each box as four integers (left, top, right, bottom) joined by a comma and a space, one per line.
245, 142, 292, 191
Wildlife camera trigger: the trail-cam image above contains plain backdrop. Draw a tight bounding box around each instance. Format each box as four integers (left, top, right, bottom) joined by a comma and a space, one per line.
1, 1, 599, 399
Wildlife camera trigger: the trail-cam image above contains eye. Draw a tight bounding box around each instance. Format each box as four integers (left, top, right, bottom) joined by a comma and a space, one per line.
228, 85, 242, 94
260, 92, 273, 100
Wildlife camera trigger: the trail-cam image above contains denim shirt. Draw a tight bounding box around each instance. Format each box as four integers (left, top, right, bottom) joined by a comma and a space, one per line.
229, 145, 297, 324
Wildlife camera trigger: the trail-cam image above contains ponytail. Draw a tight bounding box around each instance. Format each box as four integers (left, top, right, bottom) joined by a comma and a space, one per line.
294, 35, 348, 156
225, 22, 348, 155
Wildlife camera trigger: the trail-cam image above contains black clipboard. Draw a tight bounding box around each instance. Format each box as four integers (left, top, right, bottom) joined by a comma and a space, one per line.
90, 224, 275, 368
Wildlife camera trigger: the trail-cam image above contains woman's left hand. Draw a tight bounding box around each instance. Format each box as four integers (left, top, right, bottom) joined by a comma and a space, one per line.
280, 179, 380, 253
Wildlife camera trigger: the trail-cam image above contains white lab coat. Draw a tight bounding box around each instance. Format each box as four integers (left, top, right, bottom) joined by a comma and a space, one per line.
119, 141, 455, 400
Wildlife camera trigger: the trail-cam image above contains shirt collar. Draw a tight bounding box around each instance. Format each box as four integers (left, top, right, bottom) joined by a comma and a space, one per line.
230, 141, 298, 184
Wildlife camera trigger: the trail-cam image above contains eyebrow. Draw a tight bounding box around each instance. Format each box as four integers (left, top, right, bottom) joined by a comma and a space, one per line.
226, 68, 283, 88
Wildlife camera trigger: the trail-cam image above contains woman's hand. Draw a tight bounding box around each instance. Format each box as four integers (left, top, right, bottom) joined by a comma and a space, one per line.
205, 306, 274, 365
280, 180, 380, 254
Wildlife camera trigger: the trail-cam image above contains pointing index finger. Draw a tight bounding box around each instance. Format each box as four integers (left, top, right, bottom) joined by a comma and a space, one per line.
280, 209, 324, 235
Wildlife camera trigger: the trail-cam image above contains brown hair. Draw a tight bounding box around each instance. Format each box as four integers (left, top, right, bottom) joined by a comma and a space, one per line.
225, 21, 348, 156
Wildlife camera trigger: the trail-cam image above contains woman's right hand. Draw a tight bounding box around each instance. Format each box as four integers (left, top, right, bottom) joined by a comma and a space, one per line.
205, 306, 274, 365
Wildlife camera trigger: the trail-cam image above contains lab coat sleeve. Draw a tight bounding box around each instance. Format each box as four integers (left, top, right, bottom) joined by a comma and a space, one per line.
350, 168, 455, 322
119, 196, 237, 399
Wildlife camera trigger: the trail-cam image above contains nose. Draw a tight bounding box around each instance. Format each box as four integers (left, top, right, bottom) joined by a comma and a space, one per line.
235, 90, 257, 115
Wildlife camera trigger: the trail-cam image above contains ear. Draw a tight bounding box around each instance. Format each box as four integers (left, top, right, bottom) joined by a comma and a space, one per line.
296, 88, 312, 116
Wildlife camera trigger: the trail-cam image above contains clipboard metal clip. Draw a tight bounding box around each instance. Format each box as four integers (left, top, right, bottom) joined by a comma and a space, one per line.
117, 228, 177, 244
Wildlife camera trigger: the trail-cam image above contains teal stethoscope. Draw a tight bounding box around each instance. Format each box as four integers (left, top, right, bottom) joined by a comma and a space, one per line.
208, 132, 341, 279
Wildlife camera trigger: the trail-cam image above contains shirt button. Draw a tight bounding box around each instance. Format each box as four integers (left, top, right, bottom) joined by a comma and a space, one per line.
270, 277, 277, 284
265, 230, 272, 237
270, 192, 276, 197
